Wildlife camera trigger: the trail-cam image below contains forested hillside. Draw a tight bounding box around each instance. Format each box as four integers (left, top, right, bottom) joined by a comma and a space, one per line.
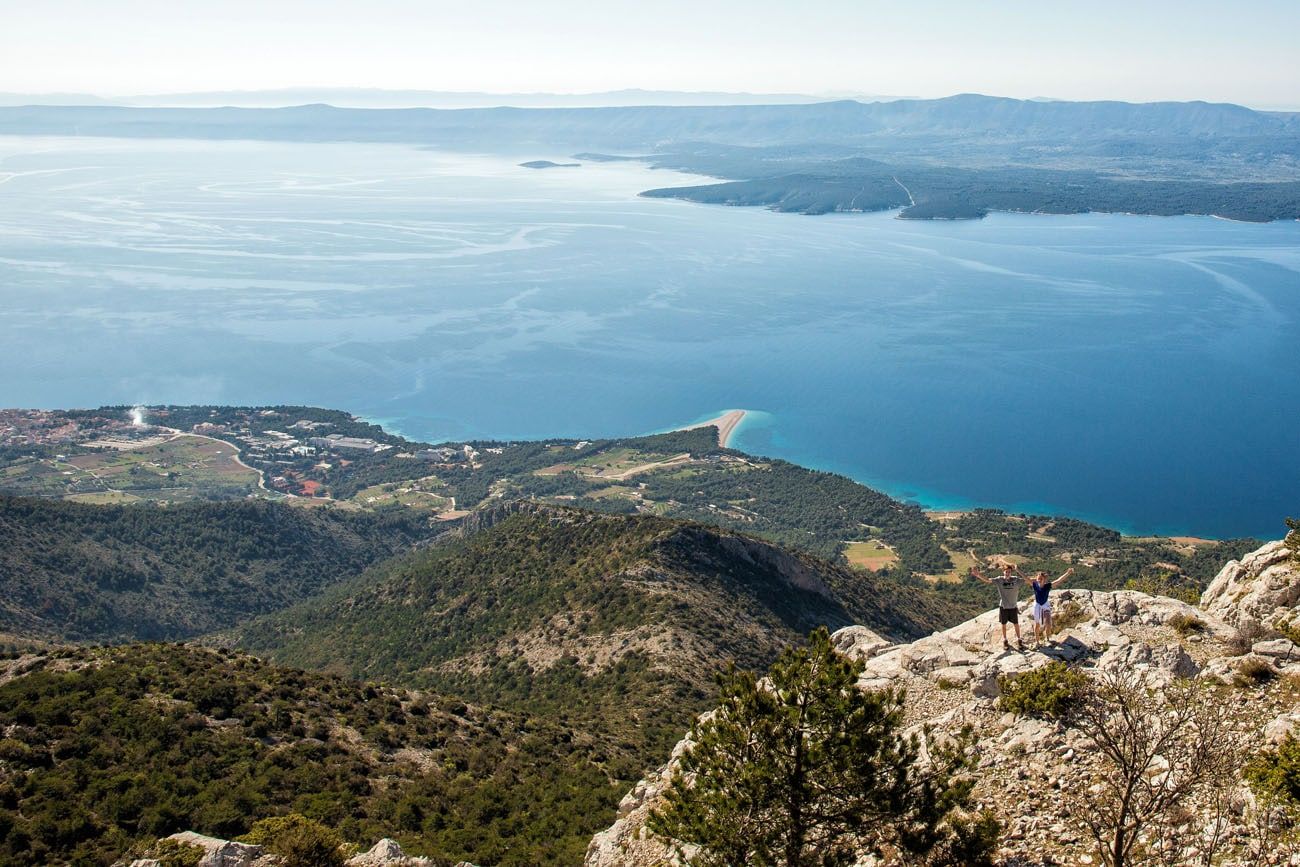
233, 504, 950, 781
0, 496, 439, 642
0, 644, 622, 866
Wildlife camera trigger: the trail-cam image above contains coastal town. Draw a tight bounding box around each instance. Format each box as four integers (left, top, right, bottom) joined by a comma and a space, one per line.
0, 406, 472, 506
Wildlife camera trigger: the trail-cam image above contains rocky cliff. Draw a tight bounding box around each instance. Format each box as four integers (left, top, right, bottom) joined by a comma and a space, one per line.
587, 537, 1300, 866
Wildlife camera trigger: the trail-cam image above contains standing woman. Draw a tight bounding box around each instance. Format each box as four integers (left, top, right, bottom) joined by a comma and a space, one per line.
1031, 567, 1075, 646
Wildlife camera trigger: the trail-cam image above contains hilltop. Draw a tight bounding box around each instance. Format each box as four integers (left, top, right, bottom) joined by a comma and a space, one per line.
232, 503, 950, 772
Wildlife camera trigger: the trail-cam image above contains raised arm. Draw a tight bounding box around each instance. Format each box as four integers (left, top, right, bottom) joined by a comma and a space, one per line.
969, 566, 992, 584
1053, 567, 1075, 587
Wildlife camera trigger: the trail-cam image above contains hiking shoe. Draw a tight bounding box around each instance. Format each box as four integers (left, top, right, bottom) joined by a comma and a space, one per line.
1017, 640, 1026, 651
1002, 641, 1011, 651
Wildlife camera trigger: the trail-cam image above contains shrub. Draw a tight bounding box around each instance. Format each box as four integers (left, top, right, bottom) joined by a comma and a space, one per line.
1168, 613, 1206, 636
998, 662, 1090, 719
240, 814, 345, 867
1229, 621, 1272, 656
1052, 600, 1089, 631
126, 839, 205, 867
1234, 657, 1277, 687
1247, 735, 1300, 805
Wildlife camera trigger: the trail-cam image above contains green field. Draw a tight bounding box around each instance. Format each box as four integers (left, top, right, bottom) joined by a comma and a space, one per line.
844, 540, 900, 572
351, 476, 453, 512
0, 435, 259, 502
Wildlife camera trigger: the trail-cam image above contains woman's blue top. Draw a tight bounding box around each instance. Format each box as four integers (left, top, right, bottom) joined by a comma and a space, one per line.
1032, 581, 1051, 605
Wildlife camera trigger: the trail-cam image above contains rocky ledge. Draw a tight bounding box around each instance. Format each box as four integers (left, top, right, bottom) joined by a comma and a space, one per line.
587, 537, 1300, 867
122, 833, 471, 867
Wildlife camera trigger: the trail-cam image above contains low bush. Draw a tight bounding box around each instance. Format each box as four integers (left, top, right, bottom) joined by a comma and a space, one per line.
1234, 656, 1277, 687
998, 662, 1090, 719
1229, 621, 1273, 656
125, 839, 205, 867
240, 814, 345, 867
1051, 600, 1089, 631
1246, 735, 1300, 804
1168, 613, 1206, 636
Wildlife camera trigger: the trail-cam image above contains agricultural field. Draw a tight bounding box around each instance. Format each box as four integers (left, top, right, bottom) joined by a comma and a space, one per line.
351, 476, 455, 512
535, 447, 693, 481
0, 435, 259, 502
843, 540, 900, 572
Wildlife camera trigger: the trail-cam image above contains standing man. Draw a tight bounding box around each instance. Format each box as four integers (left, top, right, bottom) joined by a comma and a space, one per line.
970, 558, 1026, 651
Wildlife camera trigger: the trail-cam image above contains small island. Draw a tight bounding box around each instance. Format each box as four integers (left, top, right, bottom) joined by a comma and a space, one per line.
519, 159, 581, 169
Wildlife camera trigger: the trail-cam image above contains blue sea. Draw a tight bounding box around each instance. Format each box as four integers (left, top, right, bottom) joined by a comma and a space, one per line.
1, 136, 1297, 539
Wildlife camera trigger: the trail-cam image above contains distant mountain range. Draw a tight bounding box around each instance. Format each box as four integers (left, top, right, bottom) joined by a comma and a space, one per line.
0, 87, 905, 109
3, 94, 1296, 220
3, 94, 1294, 151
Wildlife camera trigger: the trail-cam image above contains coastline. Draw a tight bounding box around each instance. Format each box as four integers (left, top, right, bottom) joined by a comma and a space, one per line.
678, 409, 747, 448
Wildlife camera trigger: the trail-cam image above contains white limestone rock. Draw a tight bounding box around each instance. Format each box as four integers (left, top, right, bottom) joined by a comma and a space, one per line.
165, 832, 263, 867
346, 838, 436, 866
1201, 540, 1299, 630
1253, 638, 1300, 662
830, 625, 893, 662
1096, 641, 1199, 680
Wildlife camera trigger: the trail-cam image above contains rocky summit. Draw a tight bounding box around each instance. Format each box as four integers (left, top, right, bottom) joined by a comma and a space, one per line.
586, 538, 1300, 866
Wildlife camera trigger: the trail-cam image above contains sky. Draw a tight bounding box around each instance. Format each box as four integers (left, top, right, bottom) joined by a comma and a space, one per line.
3, 0, 1299, 108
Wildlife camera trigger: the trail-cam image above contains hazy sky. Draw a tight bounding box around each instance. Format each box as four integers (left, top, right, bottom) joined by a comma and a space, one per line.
4, 0, 1299, 107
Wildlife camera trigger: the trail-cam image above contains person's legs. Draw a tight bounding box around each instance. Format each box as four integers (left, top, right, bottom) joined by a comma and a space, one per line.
1043, 609, 1054, 641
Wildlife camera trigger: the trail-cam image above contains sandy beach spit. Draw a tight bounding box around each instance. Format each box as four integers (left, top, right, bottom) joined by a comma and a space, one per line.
680, 409, 747, 448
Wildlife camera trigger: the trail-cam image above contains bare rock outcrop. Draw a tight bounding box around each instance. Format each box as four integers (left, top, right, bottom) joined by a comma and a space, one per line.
346, 838, 438, 866
1202, 539, 1300, 630
165, 832, 265, 867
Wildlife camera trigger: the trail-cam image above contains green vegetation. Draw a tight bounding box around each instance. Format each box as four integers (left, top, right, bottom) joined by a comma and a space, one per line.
241, 814, 345, 867
998, 662, 1090, 720
235, 506, 950, 786
1235, 656, 1277, 687
0, 495, 437, 642
123, 838, 205, 867
1247, 736, 1300, 807
3, 407, 1260, 611
641, 155, 1300, 222
649, 628, 996, 866
0, 644, 622, 866
1167, 613, 1207, 636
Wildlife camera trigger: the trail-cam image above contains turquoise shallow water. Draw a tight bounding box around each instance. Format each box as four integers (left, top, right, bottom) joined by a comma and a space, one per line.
1, 136, 1297, 538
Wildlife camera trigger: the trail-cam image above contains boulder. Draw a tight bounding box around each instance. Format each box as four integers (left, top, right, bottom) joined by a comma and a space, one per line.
970, 651, 1053, 699
346, 838, 436, 866
930, 665, 974, 685
1253, 638, 1300, 663
164, 832, 263, 867
1199, 653, 1277, 686
1265, 712, 1300, 745
1096, 641, 1199, 680
830, 625, 892, 662
1201, 540, 1299, 630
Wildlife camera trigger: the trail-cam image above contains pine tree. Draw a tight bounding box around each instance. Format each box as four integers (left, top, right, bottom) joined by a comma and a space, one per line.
649, 627, 995, 866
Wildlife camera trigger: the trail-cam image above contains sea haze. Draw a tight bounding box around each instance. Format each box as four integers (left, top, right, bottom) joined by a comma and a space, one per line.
0, 135, 1296, 539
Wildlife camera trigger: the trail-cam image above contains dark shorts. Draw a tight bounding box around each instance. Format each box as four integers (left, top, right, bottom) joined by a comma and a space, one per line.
999, 607, 1019, 624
